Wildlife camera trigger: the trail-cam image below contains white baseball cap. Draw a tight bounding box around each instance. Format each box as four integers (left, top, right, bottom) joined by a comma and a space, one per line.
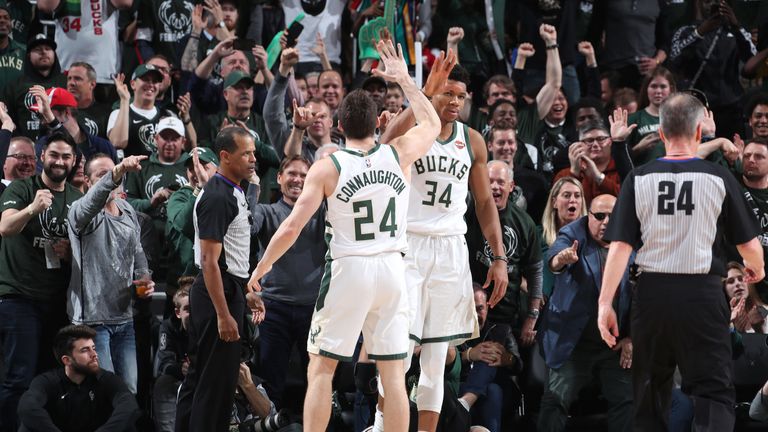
156, 117, 185, 137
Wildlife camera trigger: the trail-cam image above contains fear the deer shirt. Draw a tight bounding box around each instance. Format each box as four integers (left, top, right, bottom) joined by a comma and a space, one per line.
0, 175, 82, 301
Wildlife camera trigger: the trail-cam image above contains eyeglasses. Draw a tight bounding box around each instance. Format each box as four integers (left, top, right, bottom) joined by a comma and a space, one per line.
582, 136, 610, 145
7, 154, 36, 162
590, 211, 611, 221
726, 275, 744, 285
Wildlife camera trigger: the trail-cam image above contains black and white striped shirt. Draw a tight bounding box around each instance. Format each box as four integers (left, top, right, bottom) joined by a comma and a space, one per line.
605, 158, 759, 276
193, 174, 251, 278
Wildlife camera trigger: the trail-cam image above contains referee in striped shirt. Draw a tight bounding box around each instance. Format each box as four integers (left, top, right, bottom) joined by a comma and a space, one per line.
596, 93, 765, 431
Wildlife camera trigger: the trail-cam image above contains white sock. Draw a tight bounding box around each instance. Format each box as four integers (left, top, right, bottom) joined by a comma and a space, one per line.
373, 406, 384, 432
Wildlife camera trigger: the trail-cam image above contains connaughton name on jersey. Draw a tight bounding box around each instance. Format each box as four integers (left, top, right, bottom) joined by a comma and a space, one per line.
335, 169, 406, 203
414, 155, 469, 180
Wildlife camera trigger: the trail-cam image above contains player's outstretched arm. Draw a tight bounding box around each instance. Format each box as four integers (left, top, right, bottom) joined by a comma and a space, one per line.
370, 39, 441, 167
467, 128, 508, 308
248, 159, 336, 290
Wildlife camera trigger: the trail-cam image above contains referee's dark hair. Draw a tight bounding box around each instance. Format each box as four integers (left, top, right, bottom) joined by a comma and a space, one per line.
659, 93, 704, 140
338, 89, 377, 139
44, 130, 77, 151
215, 126, 251, 155
53, 325, 97, 365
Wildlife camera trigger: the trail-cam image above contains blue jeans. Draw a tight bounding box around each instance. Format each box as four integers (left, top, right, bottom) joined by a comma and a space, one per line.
0, 298, 63, 432
460, 361, 503, 432
92, 321, 138, 394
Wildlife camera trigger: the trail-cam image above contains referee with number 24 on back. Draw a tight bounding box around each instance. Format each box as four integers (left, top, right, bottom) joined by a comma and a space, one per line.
596, 93, 765, 432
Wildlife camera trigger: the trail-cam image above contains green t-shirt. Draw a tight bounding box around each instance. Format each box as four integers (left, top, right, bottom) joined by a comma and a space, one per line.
0, 176, 83, 300
0, 39, 25, 93
465, 198, 542, 325
627, 109, 663, 166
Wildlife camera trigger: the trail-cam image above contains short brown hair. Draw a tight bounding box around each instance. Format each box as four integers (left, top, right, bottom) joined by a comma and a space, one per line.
338, 89, 378, 139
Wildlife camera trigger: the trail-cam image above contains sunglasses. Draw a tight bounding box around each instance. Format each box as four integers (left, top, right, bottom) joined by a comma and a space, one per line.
726, 275, 744, 285
590, 211, 611, 221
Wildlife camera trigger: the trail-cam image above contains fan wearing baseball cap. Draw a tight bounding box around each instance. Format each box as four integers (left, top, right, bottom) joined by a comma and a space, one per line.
122, 116, 191, 252
107, 64, 176, 157
4, 34, 65, 139
28, 86, 117, 173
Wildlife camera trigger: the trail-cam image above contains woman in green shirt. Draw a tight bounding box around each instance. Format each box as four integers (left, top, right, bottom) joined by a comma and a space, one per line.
612, 67, 676, 166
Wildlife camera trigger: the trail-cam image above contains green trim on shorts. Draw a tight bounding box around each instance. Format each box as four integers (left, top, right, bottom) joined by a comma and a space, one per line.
409, 334, 422, 344
368, 352, 407, 360
316, 225, 334, 312
420, 332, 474, 344
329, 153, 341, 173
318, 349, 353, 362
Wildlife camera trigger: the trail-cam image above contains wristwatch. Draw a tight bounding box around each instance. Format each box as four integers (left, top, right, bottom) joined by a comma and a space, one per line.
528, 309, 540, 319
218, 20, 226, 29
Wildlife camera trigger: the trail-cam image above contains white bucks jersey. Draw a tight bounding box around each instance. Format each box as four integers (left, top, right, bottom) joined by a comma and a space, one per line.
327, 144, 409, 259
408, 121, 473, 235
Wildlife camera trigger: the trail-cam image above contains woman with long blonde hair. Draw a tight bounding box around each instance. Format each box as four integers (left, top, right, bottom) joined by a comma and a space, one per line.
540, 177, 588, 298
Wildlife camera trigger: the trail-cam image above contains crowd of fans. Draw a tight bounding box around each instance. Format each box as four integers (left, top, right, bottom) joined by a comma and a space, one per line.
2, 0, 768, 431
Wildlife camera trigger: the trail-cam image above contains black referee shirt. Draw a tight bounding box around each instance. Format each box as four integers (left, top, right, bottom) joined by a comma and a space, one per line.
604, 158, 760, 276
193, 173, 251, 278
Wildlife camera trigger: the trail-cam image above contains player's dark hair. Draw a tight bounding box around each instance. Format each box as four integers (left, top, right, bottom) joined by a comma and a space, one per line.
83, 152, 113, 176
338, 89, 377, 139
279, 155, 311, 173
659, 93, 703, 140
53, 325, 96, 364
215, 127, 251, 155
447, 64, 471, 87
44, 130, 77, 151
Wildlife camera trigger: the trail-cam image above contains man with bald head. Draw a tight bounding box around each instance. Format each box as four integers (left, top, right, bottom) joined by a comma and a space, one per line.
2, 137, 35, 186
599, 93, 764, 431
538, 194, 633, 432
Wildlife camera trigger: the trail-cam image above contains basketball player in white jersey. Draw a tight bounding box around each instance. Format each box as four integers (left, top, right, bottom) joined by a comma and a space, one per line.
378, 64, 509, 432
247, 40, 442, 432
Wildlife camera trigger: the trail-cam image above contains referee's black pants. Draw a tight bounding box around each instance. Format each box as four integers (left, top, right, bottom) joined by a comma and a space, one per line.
631, 273, 734, 432
175, 272, 246, 432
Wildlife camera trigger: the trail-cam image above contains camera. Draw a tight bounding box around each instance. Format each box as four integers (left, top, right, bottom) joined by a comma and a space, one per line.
239, 410, 291, 432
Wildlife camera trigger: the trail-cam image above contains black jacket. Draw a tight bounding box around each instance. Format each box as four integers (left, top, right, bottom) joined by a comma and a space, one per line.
18, 368, 139, 432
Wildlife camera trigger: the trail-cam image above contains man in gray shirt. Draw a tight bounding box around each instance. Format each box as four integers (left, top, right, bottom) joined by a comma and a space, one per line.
249, 155, 326, 408
67, 153, 154, 394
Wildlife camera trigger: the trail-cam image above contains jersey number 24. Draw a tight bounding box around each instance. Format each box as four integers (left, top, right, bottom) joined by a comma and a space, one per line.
658, 180, 695, 216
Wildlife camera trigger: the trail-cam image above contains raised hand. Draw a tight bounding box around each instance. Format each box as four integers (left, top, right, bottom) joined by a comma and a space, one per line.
447, 27, 464, 46
213, 37, 236, 60
176, 93, 192, 123
310, 32, 327, 58
278, 48, 299, 77
371, 39, 409, 84
422, 48, 458, 97
701, 109, 716, 137
539, 24, 557, 45
292, 99, 319, 130
0, 101, 15, 132
192, 150, 212, 188
568, 142, 586, 177
191, 4, 205, 32
517, 43, 535, 59
116, 155, 147, 178
113, 73, 131, 101
29, 85, 53, 121
609, 108, 637, 141
203, 0, 224, 27
252, 44, 268, 71
377, 108, 401, 135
